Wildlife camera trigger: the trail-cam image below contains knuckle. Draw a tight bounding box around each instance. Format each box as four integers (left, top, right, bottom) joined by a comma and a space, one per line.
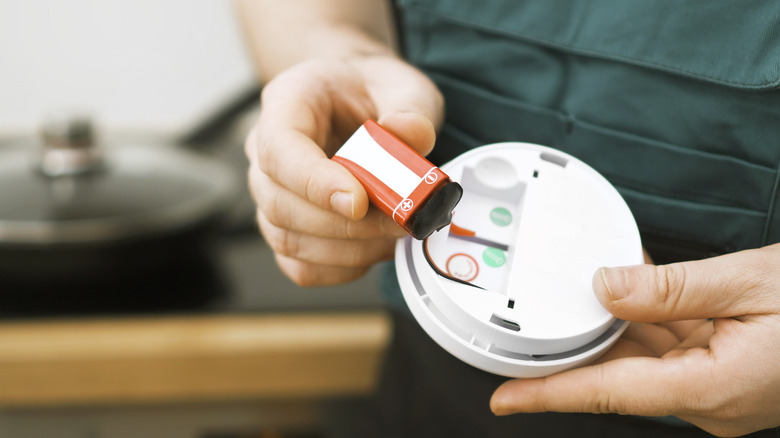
265, 225, 301, 258
288, 268, 319, 287
654, 264, 688, 314
342, 218, 367, 240
590, 393, 616, 414
255, 133, 278, 177
302, 171, 319, 206
243, 126, 257, 160
276, 257, 315, 287
583, 366, 622, 414
260, 189, 288, 229
301, 160, 332, 209
340, 221, 356, 240
277, 230, 301, 258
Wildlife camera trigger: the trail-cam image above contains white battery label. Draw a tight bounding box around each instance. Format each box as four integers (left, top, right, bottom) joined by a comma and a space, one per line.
334, 125, 421, 199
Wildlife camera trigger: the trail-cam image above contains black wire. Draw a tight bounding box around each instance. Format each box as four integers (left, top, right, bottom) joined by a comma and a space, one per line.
422, 236, 485, 290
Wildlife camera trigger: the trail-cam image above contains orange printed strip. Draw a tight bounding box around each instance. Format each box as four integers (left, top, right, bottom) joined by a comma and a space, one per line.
448, 223, 509, 251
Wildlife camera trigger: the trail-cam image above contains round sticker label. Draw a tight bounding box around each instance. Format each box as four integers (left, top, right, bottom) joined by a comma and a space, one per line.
482, 247, 506, 268
490, 207, 512, 227
446, 253, 479, 282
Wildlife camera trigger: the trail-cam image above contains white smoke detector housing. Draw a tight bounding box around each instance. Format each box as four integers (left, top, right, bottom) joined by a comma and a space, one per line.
395, 142, 643, 378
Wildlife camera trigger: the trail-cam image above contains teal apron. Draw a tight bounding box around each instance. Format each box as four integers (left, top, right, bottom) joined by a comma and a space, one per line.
395, 0, 780, 263
372, 1, 780, 436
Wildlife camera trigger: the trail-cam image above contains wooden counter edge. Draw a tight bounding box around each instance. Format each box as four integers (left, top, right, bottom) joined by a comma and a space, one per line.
0, 311, 391, 407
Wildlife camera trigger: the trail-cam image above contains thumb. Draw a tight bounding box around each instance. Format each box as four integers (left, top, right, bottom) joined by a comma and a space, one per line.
593, 245, 778, 322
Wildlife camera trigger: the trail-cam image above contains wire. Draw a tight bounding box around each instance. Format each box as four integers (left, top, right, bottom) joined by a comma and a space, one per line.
422, 236, 485, 290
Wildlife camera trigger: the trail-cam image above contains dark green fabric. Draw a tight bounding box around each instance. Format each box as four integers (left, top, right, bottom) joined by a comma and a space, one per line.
394, 0, 780, 257
400, 0, 780, 90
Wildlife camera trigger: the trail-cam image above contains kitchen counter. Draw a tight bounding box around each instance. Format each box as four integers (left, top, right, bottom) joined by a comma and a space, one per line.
0, 311, 390, 407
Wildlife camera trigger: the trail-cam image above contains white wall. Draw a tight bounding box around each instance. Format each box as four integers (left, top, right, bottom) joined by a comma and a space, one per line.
0, 0, 257, 142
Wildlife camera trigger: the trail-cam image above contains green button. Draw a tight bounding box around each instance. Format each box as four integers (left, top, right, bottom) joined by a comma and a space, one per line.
482, 247, 506, 268
490, 207, 512, 227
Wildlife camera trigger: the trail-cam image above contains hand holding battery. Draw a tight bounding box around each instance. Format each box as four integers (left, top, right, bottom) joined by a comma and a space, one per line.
245, 55, 443, 286
332, 119, 462, 240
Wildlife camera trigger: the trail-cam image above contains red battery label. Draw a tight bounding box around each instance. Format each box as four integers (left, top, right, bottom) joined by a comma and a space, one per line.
332, 120, 462, 239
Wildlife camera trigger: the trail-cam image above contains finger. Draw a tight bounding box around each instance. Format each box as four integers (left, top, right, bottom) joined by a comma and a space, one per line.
643, 248, 653, 264
660, 319, 708, 341
490, 351, 713, 417
252, 167, 406, 239
250, 75, 369, 220
275, 254, 371, 287
592, 244, 780, 322
378, 111, 438, 158
252, 125, 368, 221
618, 322, 681, 357
258, 212, 396, 267
591, 338, 656, 364
677, 320, 714, 349
358, 57, 444, 156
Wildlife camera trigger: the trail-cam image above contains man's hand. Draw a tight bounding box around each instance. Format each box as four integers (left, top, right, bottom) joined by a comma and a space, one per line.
245, 55, 443, 286
490, 244, 780, 437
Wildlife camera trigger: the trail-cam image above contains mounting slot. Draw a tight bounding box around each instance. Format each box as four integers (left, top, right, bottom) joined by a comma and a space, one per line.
490, 313, 521, 332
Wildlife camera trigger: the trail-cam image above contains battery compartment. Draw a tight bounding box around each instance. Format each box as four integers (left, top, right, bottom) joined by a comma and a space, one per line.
427, 155, 530, 293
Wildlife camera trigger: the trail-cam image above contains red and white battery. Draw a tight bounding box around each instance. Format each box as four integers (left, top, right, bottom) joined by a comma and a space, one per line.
332, 120, 462, 239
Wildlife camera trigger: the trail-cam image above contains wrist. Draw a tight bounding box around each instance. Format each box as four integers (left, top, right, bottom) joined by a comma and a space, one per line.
305, 23, 396, 62
252, 22, 397, 80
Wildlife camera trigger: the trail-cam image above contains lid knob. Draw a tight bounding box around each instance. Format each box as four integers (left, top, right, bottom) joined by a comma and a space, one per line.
39, 112, 104, 177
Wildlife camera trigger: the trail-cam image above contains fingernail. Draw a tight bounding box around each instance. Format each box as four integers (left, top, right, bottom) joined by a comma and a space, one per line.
600, 267, 629, 300
330, 191, 354, 219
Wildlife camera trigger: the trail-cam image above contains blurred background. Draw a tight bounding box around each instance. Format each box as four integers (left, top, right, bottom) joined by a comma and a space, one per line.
0, 1, 388, 437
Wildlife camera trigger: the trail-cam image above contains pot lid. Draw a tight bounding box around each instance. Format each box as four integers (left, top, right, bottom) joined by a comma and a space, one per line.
0, 140, 238, 245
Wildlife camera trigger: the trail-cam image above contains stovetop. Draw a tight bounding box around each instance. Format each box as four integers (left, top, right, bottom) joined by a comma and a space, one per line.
0, 119, 386, 320
0, 228, 386, 320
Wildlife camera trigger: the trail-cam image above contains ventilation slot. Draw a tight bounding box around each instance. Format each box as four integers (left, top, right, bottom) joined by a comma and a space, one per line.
540, 152, 568, 168
489, 314, 521, 332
